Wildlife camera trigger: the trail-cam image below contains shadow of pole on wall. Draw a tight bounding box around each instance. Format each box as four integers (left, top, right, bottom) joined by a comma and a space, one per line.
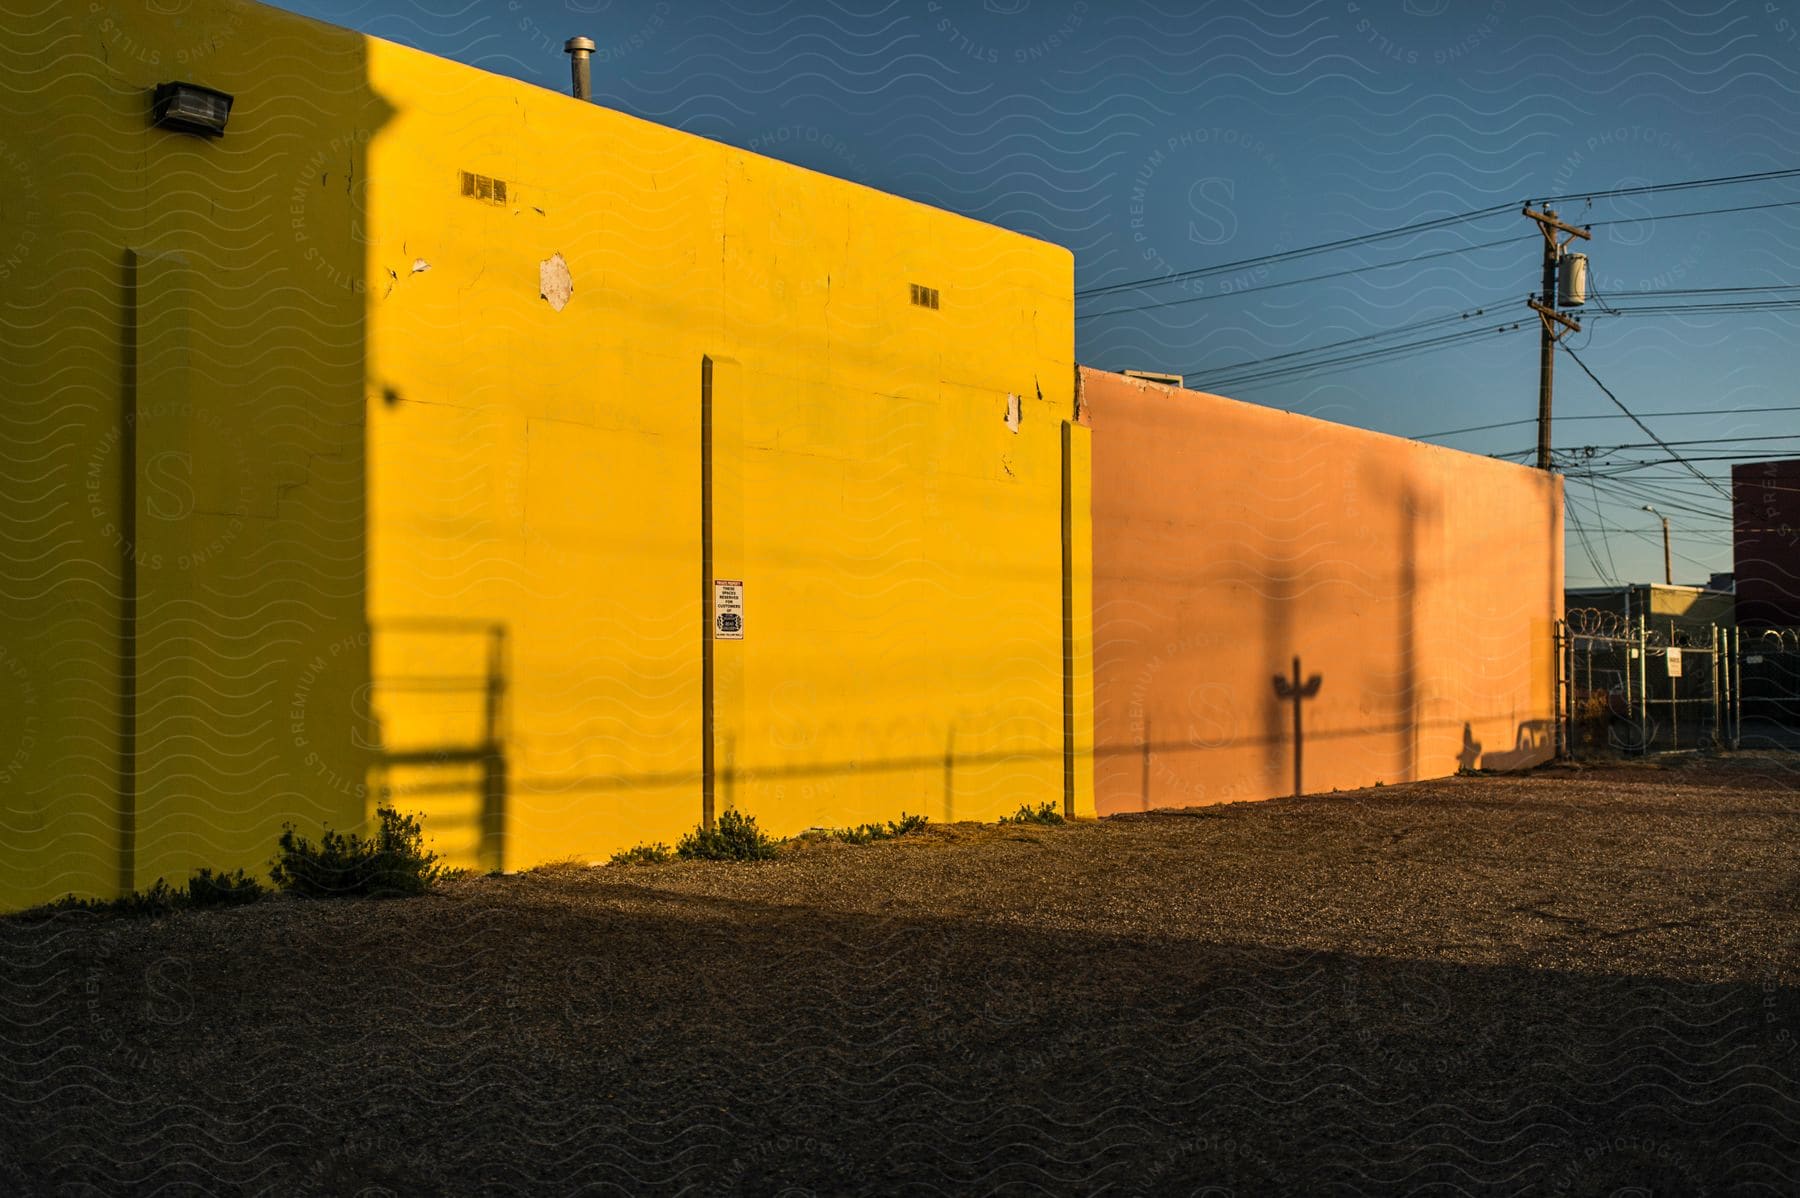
1272, 656, 1322, 798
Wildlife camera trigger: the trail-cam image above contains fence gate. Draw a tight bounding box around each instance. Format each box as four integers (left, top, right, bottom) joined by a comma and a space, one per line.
1557, 608, 1739, 758
1739, 628, 1800, 749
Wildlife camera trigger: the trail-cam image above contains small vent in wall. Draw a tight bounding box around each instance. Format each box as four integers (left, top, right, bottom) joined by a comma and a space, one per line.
910, 283, 940, 310
460, 171, 509, 206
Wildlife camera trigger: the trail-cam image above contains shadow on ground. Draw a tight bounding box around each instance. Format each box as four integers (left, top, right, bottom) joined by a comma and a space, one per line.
1, 760, 1796, 1195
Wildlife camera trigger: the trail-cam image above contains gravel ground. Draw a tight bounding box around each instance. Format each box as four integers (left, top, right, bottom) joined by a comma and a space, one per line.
2, 754, 1796, 1195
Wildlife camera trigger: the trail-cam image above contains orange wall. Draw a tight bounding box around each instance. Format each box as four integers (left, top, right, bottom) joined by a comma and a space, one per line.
1086, 368, 1563, 815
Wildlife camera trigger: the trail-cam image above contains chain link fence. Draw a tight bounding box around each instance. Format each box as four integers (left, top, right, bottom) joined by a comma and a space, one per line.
1557, 608, 1739, 757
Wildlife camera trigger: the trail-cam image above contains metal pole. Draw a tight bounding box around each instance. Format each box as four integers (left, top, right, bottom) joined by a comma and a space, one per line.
1621, 593, 1632, 755
1669, 618, 1678, 751
700, 355, 715, 830
1732, 626, 1742, 749
1710, 624, 1720, 748
1637, 613, 1649, 754
1557, 623, 1569, 759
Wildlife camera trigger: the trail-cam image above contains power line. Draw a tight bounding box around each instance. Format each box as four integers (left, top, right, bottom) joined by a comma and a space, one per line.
1587, 197, 1800, 228
1188, 320, 1523, 391
1078, 166, 1800, 301
1543, 166, 1800, 205
1082, 203, 1800, 318
1080, 236, 1527, 318
1182, 306, 1500, 379
1594, 299, 1800, 316
1558, 345, 1733, 500
1557, 434, 1800, 452
1408, 404, 1800, 441
1595, 283, 1800, 299
1077, 205, 1516, 300
1584, 472, 1622, 582
1564, 493, 1615, 585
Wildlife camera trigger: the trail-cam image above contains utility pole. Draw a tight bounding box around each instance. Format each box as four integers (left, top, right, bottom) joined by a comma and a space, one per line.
1523, 205, 1591, 471
1642, 504, 1672, 585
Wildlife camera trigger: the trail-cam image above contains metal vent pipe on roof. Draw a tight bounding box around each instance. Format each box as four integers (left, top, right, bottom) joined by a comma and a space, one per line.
564, 37, 596, 100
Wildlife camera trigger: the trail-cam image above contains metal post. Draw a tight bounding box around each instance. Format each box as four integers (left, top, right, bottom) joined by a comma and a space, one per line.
1669, 618, 1678, 751
1709, 624, 1717, 747
1720, 624, 1731, 749
1621, 616, 1632, 754
1637, 613, 1649, 755
700, 355, 715, 830
1732, 626, 1742, 749
1556, 623, 1568, 759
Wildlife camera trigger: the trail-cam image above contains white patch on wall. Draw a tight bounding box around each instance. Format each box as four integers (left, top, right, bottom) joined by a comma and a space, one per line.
539, 252, 573, 312
1004, 393, 1022, 434
411, 259, 430, 274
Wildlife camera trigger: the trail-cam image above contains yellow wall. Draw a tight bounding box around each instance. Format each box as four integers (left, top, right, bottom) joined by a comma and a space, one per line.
0, 1, 380, 909
0, 0, 1083, 906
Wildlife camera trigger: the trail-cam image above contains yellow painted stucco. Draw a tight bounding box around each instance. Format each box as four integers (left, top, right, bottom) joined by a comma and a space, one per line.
0, 0, 1084, 907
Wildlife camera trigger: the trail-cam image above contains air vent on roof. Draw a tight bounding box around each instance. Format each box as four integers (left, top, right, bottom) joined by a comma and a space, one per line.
910, 283, 940, 310
460, 171, 509, 206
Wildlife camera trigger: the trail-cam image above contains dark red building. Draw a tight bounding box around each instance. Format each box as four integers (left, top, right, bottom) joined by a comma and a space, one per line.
1733, 459, 1800, 628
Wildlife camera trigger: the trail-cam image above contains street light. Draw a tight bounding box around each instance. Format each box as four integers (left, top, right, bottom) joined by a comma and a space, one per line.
1641, 504, 1671, 585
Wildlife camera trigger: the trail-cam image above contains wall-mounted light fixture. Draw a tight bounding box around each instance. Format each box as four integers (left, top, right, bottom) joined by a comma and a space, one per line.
152, 82, 234, 138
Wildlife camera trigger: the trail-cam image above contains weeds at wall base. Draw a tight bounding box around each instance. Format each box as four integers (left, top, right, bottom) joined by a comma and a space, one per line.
608, 843, 674, 866
999, 803, 1066, 826
18, 868, 268, 920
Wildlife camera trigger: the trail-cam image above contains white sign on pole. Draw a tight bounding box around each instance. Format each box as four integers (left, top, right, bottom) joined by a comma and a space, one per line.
713, 579, 744, 640
1666, 648, 1683, 677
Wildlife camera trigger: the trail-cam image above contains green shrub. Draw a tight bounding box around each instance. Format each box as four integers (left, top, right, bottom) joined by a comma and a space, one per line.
270, 806, 443, 898
1000, 802, 1065, 827
185, 868, 266, 908
40, 878, 183, 918
828, 812, 929, 844
676, 809, 780, 861
608, 842, 674, 866
22, 868, 264, 920
892, 811, 929, 836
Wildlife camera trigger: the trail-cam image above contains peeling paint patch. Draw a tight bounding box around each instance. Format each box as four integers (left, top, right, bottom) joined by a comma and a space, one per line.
1004, 393, 1022, 434
539, 252, 573, 312
411, 258, 430, 274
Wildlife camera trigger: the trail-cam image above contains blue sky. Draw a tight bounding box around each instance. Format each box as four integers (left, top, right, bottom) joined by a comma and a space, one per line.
274, 0, 1800, 588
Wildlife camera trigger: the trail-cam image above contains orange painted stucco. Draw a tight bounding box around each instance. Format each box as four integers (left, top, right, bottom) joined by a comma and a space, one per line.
1085, 368, 1563, 815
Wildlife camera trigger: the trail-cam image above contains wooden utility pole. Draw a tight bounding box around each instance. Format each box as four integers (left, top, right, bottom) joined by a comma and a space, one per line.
1524, 205, 1591, 471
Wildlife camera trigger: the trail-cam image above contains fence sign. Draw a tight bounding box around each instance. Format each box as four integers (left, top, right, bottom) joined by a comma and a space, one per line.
1745, 654, 1764, 665
1666, 648, 1682, 677
713, 579, 744, 640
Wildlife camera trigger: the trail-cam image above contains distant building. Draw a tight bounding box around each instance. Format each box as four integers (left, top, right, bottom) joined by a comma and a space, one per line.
1564, 583, 1735, 642
1733, 459, 1800, 628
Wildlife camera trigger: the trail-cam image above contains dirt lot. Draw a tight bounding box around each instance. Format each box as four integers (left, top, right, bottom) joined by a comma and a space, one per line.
3, 755, 1796, 1195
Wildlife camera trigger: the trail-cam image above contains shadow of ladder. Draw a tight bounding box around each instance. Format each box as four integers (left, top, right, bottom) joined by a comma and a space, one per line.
370, 620, 509, 873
